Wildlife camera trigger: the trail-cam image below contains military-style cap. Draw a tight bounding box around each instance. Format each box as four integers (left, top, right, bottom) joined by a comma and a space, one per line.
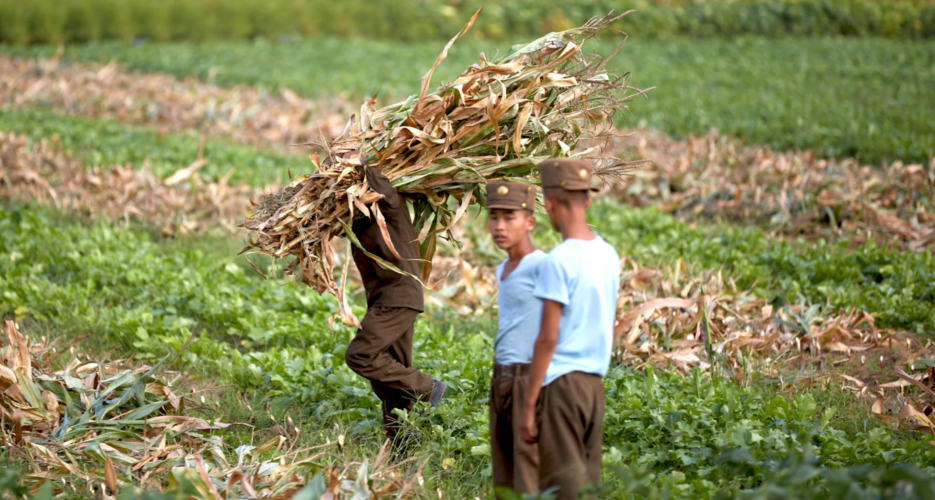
539, 158, 599, 192
486, 181, 537, 211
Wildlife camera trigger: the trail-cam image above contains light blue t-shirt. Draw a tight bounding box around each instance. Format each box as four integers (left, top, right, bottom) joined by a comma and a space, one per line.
533, 236, 620, 386
494, 250, 547, 365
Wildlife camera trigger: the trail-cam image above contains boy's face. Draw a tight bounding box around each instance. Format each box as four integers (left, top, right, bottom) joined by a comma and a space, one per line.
487, 209, 535, 250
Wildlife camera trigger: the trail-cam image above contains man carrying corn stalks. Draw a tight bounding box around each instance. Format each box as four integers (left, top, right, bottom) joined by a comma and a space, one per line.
240, 9, 645, 453
343, 164, 447, 447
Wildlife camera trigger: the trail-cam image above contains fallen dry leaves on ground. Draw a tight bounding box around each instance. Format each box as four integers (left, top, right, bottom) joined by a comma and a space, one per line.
0, 131, 251, 235
0, 319, 428, 499
0, 54, 350, 150
870, 366, 935, 435
613, 128, 935, 251
609, 256, 911, 375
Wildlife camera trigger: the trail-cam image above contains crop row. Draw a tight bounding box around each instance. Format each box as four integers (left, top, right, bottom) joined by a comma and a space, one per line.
1, 0, 934, 46
6, 36, 931, 164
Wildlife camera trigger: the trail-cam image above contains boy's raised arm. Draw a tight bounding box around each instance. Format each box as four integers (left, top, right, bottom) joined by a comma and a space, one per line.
520, 298, 562, 444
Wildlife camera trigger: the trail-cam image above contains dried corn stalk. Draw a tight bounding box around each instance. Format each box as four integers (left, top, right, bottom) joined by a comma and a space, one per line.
0, 54, 351, 150
0, 132, 249, 235
614, 129, 935, 251
242, 10, 649, 326
0, 319, 230, 492
0, 320, 428, 499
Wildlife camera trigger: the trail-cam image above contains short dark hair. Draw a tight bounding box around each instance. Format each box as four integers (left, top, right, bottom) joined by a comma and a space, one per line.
543, 187, 589, 207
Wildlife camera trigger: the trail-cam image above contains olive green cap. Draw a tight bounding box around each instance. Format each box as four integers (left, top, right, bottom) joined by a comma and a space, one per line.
539, 158, 599, 192
486, 181, 537, 211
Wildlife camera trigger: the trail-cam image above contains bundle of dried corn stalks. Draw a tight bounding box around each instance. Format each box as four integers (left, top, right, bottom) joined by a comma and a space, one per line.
0, 320, 428, 499
242, 10, 649, 326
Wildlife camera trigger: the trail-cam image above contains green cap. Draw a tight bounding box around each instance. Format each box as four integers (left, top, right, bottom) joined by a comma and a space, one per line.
539, 158, 599, 192
486, 181, 537, 210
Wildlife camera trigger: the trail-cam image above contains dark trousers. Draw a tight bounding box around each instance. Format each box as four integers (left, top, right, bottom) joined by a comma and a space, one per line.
537, 371, 605, 500
490, 367, 539, 498
344, 307, 434, 440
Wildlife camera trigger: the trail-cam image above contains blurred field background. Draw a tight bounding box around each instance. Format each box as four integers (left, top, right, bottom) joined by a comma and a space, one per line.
2, 1, 935, 499
2, 0, 934, 43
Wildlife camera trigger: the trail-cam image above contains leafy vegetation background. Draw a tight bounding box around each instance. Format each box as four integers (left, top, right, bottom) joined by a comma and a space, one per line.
2, 0, 934, 45
2, 0, 935, 498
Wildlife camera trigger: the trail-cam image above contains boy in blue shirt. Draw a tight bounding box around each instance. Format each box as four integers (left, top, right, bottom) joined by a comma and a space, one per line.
486, 181, 547, 498
519, 159, 620, 499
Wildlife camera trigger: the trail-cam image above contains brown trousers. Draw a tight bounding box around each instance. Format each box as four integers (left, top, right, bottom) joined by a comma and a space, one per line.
490, 369, 539, 498
537, 371, 605, 500
344, 307, 434, 440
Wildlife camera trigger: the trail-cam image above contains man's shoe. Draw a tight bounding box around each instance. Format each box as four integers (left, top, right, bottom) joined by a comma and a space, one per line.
430, 379, 447, 407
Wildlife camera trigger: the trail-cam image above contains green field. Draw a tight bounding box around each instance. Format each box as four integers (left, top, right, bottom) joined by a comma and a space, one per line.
3, 7, 935, 498
6, 36, 934, 163
3, 203, 935, 499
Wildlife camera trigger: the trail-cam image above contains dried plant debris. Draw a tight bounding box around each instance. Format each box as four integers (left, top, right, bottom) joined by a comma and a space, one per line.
242, 10, 649, 327
0, 132, 251, 235
870, 366, 935, 435
0, 320, 428, 499
615, 128, 935, 251
0, 53, 352, 150
611, 259, 935, 437
607, 257, 905, 374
